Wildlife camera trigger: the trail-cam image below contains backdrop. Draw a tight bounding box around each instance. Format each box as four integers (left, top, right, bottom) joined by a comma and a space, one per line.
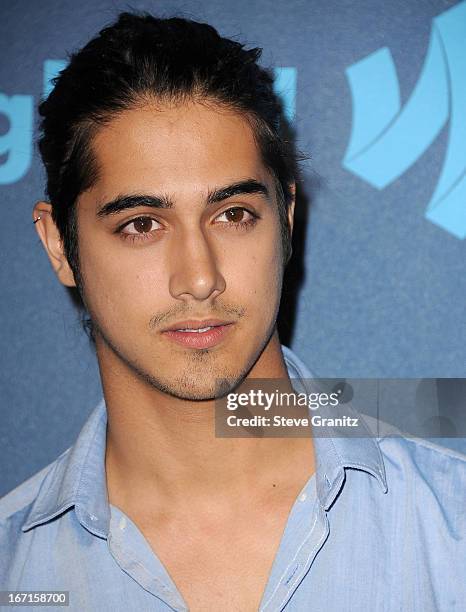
1, 0, 465, 497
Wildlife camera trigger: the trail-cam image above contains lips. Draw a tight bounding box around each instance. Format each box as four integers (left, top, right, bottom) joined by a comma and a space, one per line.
161, 319, 234, 349
175, 326, 214, 333
162, 319, 233, 332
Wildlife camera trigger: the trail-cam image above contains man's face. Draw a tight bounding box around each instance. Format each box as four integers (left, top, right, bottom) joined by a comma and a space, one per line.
75, 101, 291, 399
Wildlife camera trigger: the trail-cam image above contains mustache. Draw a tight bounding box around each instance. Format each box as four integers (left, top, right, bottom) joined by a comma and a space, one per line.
148, 302, 246, 330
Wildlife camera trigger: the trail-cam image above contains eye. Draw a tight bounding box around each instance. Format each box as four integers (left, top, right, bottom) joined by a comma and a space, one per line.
214, 207, 258, 228
117, 216, 162, 242
116, 207, 259, 245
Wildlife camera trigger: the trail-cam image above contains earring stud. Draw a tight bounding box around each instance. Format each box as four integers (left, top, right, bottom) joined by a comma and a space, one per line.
33, 216, 41, 224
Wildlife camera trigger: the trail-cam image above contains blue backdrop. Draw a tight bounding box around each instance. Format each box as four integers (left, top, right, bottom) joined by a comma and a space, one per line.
1, 0, 465, 496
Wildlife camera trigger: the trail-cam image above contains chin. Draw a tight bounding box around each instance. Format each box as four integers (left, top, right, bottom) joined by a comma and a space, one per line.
160, 373, 244, 401
150, 357, 255, 400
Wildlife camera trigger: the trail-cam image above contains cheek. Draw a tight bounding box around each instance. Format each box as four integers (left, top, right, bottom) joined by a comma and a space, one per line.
79, 241, 168, 325
224, 230, 283, 303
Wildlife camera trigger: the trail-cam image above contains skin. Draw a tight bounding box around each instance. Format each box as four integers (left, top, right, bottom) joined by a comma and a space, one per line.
33, 99, 316, 610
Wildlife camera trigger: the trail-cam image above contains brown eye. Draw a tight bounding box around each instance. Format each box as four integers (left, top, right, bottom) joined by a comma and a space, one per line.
224, 208, 245, 223
216, 207, 255, 224
122, 217, 160, 235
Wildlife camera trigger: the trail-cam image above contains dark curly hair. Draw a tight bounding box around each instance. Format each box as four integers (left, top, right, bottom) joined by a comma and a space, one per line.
37, 11, 300, 342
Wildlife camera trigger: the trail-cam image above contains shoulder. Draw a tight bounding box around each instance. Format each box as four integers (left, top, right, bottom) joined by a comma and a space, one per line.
379, 431, 466, 482
362, 413, 466, 511
0, 449, 70, 527
361, 412, 466, 465
364, 411, 466, 466
0, 450, 71, 585
372, 416, 466, 468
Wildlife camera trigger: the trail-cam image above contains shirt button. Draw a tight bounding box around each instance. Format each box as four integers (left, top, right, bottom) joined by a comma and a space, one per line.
119, 516, 127, 530
299, 492, 307, 502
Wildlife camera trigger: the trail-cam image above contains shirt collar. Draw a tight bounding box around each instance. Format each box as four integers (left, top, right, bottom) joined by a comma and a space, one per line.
282, 345, 388, 510
22, 345, 387, 533
22, 398, 110, 537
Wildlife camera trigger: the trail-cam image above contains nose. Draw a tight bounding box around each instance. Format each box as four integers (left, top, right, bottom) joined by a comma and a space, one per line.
168, 226, 226, 302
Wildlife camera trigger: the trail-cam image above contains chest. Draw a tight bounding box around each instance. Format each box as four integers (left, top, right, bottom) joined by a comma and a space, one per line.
141, 503, 295, 612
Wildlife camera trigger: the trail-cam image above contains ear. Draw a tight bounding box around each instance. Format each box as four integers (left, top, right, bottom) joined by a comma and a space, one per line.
287, 182, 296, 236
32, 202, 77, 287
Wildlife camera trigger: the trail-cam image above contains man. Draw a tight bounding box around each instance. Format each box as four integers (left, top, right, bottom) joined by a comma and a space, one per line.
1, 11, 465, 612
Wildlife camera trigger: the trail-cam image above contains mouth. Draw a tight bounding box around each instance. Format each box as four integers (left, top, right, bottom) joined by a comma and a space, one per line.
161, 319, 235, 349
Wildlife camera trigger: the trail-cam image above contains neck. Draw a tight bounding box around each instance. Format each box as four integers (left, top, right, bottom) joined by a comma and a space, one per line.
100, 329, 315, 517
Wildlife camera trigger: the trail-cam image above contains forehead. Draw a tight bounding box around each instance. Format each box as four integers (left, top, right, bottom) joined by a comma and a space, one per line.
86, 101, 270, 201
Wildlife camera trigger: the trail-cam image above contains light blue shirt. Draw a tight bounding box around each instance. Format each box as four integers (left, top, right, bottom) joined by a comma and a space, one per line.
1, 346, 465, 611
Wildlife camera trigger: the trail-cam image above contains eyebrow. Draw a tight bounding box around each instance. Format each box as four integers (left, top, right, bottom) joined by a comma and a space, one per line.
95, 178, 270, 218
